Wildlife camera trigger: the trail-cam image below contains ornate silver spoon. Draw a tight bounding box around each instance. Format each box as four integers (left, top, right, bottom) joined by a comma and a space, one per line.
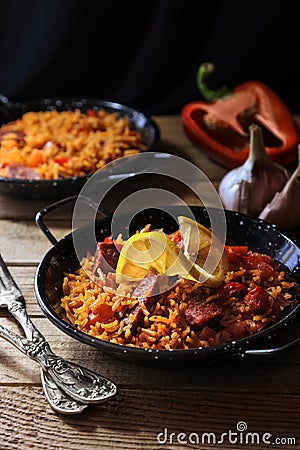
40, 368, 88, 415
0, 253, 118, 412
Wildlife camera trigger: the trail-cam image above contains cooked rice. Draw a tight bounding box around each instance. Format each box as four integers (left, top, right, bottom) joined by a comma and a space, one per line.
0, 109, 145, 179
59, 251, 295, 350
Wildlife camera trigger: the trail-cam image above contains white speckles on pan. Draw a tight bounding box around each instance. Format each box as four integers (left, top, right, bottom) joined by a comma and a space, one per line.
34, 205, 300, 366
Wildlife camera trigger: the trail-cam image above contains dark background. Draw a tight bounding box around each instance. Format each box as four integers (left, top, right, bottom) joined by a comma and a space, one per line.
1, 0, 300, 115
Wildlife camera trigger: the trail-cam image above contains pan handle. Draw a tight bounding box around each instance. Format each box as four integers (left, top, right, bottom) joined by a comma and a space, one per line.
243, 336, 300, 356
206, 332, 300, 366
35, 195, 112, 245
36, 195, 77, 245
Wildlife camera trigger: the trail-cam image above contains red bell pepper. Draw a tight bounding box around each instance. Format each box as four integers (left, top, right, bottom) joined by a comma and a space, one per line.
181, 63, 299, 168
244, 286, 270, 312
218, 281, 244, 302
54, 156, 70, 166
87, 109, 97, 117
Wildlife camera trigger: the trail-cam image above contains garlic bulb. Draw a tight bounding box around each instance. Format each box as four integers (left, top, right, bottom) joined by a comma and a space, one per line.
218, 124, 290, 216
259, 145, 300, 230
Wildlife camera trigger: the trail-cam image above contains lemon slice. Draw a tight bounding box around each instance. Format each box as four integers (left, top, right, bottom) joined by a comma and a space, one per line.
116, 230, 193, 283
177, 215, 228, 287
116, 218, 228, 287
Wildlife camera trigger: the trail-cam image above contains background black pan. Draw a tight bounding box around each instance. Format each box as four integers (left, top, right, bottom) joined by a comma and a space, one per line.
34, 202, 300, 366
0, 96, 160, 200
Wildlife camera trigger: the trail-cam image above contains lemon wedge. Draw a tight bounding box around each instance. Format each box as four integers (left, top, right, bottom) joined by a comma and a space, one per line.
115, 217, 228, 287
116, 230, 194, 283
177, 215, 228, 287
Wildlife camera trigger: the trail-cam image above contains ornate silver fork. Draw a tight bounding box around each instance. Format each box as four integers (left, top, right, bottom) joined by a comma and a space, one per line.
0, 253, 118, 414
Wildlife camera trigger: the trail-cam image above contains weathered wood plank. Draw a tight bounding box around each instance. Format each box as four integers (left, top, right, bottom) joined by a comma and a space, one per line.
0, 179, 223, 262
0, 387, 299, 449
0, 266, 39, 314
0, 220, 69, 263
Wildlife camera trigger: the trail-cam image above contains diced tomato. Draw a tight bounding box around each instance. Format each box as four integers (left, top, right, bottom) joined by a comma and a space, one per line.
218, 282, 244, 302
87, 109, 97, 117
54, 156, 70, 166
26, 149, 44, 167
88, 304, 114, 326
103, 235, 113, 243
242, 253, 277, 270
257, 262, 276, 280
224, 245, 248, 265
244, 286, 270, 311
71, 125, 89, 134
225, 245, 248, 255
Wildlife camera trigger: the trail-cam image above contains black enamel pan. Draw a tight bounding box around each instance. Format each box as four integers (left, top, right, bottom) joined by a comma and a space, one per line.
0, 94, 160, 200
34, 197, 300, 366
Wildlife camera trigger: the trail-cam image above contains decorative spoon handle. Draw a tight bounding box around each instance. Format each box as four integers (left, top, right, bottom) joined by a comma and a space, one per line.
0, 296, 94, 414
0, 253, 117, 410
0, 323, 118, 404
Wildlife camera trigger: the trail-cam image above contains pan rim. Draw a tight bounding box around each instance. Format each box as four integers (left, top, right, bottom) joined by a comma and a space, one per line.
34, 206, 300, 363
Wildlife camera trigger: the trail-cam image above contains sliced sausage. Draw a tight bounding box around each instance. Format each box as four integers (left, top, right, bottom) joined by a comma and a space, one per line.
127, 272, 159, 333
6, 163, 40, 180
223, 320, 249, 340
0, 129, 25, 141
92, 241, 122, 275
185, 292, 223, 328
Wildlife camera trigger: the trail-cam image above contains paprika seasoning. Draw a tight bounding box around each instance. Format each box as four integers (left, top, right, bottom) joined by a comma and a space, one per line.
181, 63, 299, 168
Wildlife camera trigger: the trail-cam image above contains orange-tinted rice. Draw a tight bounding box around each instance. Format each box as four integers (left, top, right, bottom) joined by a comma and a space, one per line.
59, 251, 295, 350
0, 109, 145, 179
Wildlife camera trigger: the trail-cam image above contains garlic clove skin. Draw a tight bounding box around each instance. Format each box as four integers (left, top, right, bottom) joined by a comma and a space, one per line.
218, 169, 252, 215
218, 124, 290, 216
259, 179, 300, 230
218, 158, 289, 216
259, 147, 300, 231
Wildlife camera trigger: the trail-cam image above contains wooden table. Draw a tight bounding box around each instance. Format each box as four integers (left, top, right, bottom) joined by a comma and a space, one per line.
0, 116, 299, 450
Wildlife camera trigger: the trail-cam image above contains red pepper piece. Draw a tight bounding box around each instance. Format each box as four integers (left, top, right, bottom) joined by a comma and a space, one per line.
256, 262, 276, 280
181, 63, 299, 168
218, 281, 244, 302
224, 245, 248, 265
87, 109, 97, 117
244, 286, 270, 311
225, 245, 248, 255
242, 252, 277, 270
103, 235, 113, 243
54, 156, 70, 166
241, 252, 277, 280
